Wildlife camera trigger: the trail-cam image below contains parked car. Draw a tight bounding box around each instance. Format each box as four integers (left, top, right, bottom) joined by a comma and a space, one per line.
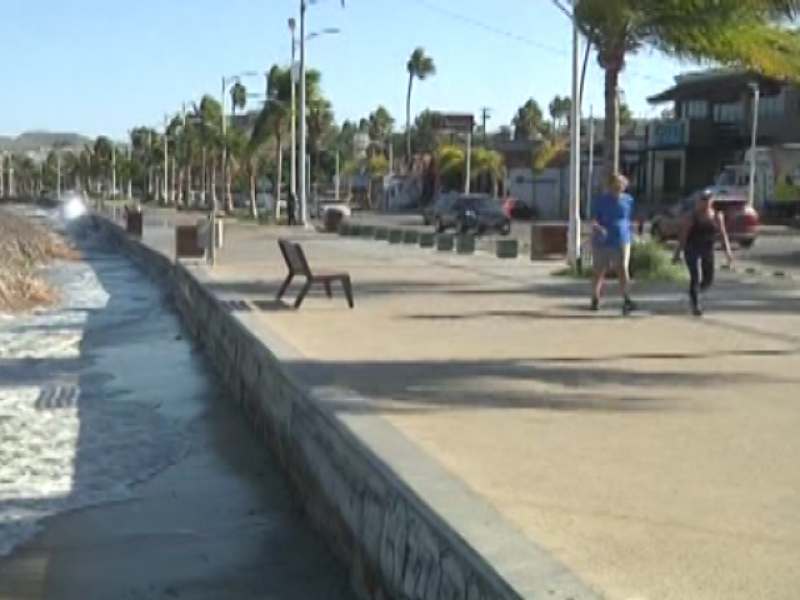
503, 196, 539, 220
650, 187, 759, 248
431, 193, 511, 235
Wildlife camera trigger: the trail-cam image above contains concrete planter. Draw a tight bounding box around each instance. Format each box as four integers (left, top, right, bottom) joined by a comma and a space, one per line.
348, 222, 362, 236
455, 234, 476, 255
436, 233, 455, 252
374, 227, 389, 241
359, 225, 375, 238
388, 229, 404, 244
418, 232, 436, 248
402, 230, 420, 245
495, 238, 519, 259
337, 221, 350, 235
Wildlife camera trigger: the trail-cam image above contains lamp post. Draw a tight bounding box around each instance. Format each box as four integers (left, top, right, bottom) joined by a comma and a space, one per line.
297, 0, 343, 226
289, 17, 298, 202
566, 0, 582, 267
748, 82, 760, 207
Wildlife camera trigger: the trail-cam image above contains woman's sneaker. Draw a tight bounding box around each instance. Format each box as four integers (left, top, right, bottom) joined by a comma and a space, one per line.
622, 297, 637, 316
590, 297, 600, 311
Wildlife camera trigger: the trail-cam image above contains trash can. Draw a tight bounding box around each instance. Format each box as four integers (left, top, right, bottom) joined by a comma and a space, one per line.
125, 205, 143, 237
175, 224, 205, 259
323, 208, 345, 232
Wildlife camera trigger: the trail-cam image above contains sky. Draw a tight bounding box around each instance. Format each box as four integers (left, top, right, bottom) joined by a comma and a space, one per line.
1, 0, 700, 141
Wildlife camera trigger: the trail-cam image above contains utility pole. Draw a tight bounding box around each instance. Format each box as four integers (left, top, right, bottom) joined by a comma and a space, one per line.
480, 107, 492, 145
111, 142, 117, 199
126, 131, 133, 200
163, 115, 169, 204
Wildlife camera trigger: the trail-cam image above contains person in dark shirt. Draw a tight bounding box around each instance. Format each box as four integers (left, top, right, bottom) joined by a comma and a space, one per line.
590, 173, 637, 315
676, 189, 733, 316
286, 191, 297, 226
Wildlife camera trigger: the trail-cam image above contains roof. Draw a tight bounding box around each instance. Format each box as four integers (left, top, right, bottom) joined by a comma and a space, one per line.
647, 71, 782, 104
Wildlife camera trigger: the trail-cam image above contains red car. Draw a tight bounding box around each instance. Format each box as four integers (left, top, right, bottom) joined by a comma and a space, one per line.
650, 188, 759, 248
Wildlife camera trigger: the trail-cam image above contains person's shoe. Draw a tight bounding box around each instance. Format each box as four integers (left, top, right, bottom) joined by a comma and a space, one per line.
590, 297, 600, 311
622, 297, 636, 316
692, 305, 704, 317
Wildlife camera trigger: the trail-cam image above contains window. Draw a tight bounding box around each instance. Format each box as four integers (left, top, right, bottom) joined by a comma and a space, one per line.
680, 100, 708, 119
759, 92, 784, 117
712, 102, 745, 122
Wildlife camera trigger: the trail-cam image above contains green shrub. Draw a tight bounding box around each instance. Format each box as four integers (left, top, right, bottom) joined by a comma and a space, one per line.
555, 239, 685, 282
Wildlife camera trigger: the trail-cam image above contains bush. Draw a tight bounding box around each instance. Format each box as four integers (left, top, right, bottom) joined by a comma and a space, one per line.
555, 239, 686, 282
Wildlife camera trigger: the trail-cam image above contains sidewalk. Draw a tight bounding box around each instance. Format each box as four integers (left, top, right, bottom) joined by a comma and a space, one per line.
133, 214, 800, 600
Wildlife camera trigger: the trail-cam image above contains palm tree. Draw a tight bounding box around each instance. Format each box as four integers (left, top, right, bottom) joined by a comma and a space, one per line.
193, 95, 223, 210
405, 47, 436, 165
307, 97, 334, 190
225, 81, 249, 212
567, 0, 800, 176
251, 64, 323, 219
512, 99, 547, 141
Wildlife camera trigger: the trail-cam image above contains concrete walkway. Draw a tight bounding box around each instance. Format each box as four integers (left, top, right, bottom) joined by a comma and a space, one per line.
134, 214, 800, 600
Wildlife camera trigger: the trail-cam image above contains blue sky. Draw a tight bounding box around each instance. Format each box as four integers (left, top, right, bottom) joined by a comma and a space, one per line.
2, 0, 697, 140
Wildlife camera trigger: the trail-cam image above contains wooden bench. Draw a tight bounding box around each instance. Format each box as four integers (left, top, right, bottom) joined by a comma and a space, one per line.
276, 239, 354, 309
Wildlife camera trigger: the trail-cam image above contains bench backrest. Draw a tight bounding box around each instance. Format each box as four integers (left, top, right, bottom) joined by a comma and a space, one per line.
278, 238, 312, 276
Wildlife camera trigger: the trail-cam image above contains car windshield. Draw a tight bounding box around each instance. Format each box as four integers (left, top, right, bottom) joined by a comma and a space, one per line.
458, 195, 499, 211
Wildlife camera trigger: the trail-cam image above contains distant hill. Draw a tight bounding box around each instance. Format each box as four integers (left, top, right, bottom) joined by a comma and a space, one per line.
0, 131, 93, 152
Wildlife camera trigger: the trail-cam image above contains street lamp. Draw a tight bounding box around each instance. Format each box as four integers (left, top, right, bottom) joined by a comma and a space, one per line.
567, 0, 582, 267
289, 17, 298, 202
297, 0, 344, 226
748, 82, 760, 207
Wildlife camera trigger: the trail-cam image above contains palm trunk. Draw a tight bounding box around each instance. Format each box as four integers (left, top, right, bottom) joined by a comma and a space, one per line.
225, 165, 234, 213
602, 59, 622, 179
274, 139, 283, 220
248, 159, 258, 220
210, 157, 218, 211
405, 73, 414, 167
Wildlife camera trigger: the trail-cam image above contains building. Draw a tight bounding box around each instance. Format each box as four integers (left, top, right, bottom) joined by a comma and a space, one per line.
646, 68, 793, 206
496, 121, 649, 219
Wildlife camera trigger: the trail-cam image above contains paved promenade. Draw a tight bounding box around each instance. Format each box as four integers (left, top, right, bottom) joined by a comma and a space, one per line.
131, 213, 800, 600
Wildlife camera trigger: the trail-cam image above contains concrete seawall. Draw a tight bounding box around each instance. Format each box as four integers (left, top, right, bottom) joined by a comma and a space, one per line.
92, 214, 598, 600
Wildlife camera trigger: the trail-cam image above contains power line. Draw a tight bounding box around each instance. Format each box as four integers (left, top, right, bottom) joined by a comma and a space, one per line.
397, 0, 674, 86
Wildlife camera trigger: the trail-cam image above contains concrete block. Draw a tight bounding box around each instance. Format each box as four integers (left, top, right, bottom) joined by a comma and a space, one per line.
436, 233, 455, 252
455, 234, 476, 255
418, 232, 436, 248
495, 238, 519, 259
403, 230, 420, 245
349, 222, 362, 236
360, 225, 376, 238
388, 229, 404, 244
375, 227, 389, 241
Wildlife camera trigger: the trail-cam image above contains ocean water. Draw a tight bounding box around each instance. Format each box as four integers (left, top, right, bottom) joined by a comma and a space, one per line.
0, 204, 200, 556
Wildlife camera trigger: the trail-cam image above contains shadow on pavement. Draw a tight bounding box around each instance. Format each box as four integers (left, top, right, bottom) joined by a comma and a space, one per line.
287, 355, 784, 416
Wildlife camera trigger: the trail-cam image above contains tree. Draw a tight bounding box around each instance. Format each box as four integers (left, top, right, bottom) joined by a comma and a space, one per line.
405, 47, 436, 165
368, 106, 395, 145
512, 98, 547, 140
568, 0, 800, 177
619, 99, 634, 126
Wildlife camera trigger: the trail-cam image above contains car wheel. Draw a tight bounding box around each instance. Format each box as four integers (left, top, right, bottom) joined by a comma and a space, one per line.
434, 218, 445, 233
739, 238, 755, 249
498, 222, 511, 236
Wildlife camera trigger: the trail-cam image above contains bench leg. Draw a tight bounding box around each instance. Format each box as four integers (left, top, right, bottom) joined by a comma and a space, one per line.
323, 280, 333, 298
341, 275, 354, 308
294, 279, 313, 309
276, 273, 294, 301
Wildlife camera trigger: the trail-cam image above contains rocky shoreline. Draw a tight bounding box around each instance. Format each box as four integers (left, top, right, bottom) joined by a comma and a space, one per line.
0, 207, 79, 312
